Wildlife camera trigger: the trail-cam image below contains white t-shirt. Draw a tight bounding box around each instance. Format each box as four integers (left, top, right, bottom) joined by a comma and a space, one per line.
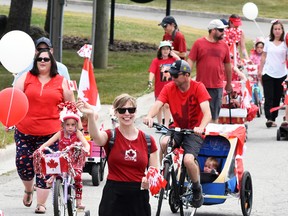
263, 38, 287, 78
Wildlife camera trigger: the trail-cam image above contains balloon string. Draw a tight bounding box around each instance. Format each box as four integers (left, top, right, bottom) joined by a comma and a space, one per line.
5, 87, 15, 127
253, 20, 265, 37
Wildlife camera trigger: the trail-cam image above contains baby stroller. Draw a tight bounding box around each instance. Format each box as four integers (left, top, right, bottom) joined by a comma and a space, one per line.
197, 123, 253, 216
219, 81, 258, 129
82, 136, 106, 186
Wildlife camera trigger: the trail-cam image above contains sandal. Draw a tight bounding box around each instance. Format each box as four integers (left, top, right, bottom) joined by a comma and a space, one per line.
35, 204, 46, 214
76, 204, 85, 210
23, 190, 33, 207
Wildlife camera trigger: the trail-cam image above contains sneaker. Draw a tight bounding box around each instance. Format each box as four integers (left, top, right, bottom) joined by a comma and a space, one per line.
266, 120, 273, 128
191, 186, 204, 208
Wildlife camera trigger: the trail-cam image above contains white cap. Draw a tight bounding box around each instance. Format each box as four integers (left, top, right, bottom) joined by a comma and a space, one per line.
159, 40, 172, 49
208, 19, 228, 30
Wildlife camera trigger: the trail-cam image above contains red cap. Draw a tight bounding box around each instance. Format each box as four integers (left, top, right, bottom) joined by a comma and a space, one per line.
229, 17, 242, 27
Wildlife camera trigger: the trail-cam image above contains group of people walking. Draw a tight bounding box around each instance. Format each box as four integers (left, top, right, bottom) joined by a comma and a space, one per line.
12, 12, 287, 216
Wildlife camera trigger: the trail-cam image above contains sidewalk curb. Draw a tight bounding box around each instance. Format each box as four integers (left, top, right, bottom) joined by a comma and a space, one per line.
65, 0, 288, 24
0, 143, 15, 175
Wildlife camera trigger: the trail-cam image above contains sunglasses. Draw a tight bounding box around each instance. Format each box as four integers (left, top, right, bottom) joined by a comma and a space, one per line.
216, 28, 224, 32
170, 73, 184, 79
36, 57, 51, 62
37, 47, 50, 52
117, 107, 136, 114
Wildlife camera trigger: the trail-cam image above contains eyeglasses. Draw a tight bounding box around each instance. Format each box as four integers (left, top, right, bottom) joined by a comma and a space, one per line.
37, 47, 50, 52
117, 107, 136, 114
216, 28, 224, 32
170, 73, 184, 79
36, 57, 51, 62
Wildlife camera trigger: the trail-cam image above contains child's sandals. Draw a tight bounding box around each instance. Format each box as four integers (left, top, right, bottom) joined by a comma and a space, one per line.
76, 204, 86, 210
35, 204, 46, 214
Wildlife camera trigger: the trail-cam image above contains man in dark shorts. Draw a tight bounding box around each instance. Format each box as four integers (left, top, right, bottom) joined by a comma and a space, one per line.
143, 60, 212, 208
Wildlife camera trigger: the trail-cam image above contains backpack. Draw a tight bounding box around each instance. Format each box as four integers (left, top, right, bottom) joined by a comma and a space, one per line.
107, 129, 151, 159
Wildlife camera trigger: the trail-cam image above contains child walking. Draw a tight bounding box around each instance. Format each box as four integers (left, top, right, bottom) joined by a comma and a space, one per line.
40, 101, 90, 209
148, 40, 180, 127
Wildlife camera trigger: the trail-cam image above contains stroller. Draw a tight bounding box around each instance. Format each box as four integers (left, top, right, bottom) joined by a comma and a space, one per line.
219, 81, 258, 128
82, 136, 106, 186
196, 123, 253, 216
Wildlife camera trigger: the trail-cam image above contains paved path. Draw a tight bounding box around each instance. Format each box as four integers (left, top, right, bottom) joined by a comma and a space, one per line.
1, 1, 288, 215
1, 91, 288, 215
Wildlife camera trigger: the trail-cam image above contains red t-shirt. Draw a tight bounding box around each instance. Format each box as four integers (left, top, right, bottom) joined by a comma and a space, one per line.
104, 128, 157, 182
188, 37, 230, 88
157, 80, 211, 129
148, 57, 177, 97
16, 73, 64, 136
163, 30, 187, 55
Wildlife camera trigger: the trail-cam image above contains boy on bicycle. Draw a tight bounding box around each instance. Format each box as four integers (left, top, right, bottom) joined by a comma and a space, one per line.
143, 59, 211, 208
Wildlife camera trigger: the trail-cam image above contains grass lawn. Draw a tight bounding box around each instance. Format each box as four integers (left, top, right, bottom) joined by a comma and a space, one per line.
0, 2, 260, 147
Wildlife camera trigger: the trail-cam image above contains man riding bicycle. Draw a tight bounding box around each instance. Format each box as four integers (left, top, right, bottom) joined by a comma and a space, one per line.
143, 59, 211, 208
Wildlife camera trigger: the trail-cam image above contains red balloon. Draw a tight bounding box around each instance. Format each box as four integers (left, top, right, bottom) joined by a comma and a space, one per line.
0, 87, 29, 127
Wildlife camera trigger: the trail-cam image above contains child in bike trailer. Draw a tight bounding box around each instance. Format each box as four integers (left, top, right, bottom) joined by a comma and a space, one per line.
39, 101, 90, 210
203, 157, 219, 175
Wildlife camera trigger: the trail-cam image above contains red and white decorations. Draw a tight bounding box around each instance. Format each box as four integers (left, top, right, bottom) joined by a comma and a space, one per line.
145, 166, 167, 196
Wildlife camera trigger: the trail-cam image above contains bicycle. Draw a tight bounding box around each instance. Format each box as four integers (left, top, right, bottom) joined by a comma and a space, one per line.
41, 143, 90, 216
153, 123, 200, 216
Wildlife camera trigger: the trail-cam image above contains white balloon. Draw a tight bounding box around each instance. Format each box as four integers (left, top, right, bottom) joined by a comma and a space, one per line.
242, 2, 258, 20
0, 30, 35, 74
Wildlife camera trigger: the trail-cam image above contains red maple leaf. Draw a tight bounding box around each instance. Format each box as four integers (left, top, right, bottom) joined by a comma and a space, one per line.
127, 150, 136, 157
247, 67, 256, 72
47, 159, 59, 169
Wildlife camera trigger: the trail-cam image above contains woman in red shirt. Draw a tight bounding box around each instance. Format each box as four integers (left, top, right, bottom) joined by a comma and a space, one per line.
14, 49, 75, 213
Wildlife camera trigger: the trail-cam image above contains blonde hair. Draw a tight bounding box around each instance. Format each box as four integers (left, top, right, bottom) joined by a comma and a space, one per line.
113, 93, 137, 110
205, 157, 219, 170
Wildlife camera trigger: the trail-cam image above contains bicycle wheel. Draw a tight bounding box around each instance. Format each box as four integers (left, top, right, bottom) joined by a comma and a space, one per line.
67, 184, 77, 216
169, 188, 180, 213
155, 162, 170, 216
53, 178, 66, 216
178, 167, 195, 216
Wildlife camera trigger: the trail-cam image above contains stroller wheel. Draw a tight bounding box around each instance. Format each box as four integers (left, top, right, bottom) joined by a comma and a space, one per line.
240, 171, 253, 216
277, 129, 281, 141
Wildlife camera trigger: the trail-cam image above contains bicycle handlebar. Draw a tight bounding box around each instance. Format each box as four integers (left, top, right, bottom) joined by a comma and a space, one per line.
42, 142, 87, 155
152, 122, 198, 135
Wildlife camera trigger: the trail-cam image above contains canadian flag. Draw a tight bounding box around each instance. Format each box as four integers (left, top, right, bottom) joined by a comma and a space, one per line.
78, 56, 101, 111
67, 80, 78, 91
42, 153, 68, 175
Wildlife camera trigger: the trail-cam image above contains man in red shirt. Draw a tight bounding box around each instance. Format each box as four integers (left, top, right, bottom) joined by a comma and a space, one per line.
159, 16, 187, 59
187, 19, 232, 123
144, 60, 211, 208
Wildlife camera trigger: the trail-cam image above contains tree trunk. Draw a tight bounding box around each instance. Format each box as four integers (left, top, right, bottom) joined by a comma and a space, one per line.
5, 0, 33, 34
45, 0, 52, 34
